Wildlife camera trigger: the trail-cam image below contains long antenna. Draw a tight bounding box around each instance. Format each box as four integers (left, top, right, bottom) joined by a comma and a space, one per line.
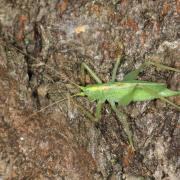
36, 62, 82, 89
27, 93, 84, 119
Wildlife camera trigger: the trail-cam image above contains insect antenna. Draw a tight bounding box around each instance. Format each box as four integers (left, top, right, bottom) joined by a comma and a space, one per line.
29, 62, 85, 118
27, 93, 85, 120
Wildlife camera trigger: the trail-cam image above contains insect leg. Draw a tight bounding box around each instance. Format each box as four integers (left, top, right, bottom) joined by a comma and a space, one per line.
73, 100, 97, 121
95, 101, 104, 121
110, 102, 134, 149
111, 56, 122, 82
146, 61, 180, 73
123, 60, 180, 81
81, 63, 102, 84
80, 63, 104, 121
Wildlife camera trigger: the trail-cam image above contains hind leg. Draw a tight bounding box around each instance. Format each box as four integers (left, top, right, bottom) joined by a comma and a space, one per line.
123, 60, 180, 81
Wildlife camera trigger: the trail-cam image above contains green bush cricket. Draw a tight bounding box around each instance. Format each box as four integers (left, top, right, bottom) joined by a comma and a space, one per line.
75, 57, 180, 149
31, 56, 180, 150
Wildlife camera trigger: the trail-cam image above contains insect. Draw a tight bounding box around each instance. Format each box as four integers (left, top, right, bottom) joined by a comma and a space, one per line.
70, 57, 179, 149
33, 56, 180, 150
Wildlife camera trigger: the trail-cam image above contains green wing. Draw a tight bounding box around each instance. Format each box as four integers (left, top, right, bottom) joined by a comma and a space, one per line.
132, 84, 180, 101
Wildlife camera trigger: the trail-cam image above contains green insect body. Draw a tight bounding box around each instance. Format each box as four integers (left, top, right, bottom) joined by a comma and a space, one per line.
77, 59, 180, 149
80, 80, 180, 105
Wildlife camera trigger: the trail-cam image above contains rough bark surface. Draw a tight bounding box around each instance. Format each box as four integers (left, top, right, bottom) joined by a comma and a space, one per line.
0, 1, 179, 179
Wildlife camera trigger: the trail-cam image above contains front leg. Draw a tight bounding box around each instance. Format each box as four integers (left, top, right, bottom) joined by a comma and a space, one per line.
81, 62, 102, 84
79, 63, 104, 122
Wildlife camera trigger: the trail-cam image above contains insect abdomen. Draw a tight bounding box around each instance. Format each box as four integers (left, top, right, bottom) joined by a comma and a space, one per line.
133, 87, 180, 101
